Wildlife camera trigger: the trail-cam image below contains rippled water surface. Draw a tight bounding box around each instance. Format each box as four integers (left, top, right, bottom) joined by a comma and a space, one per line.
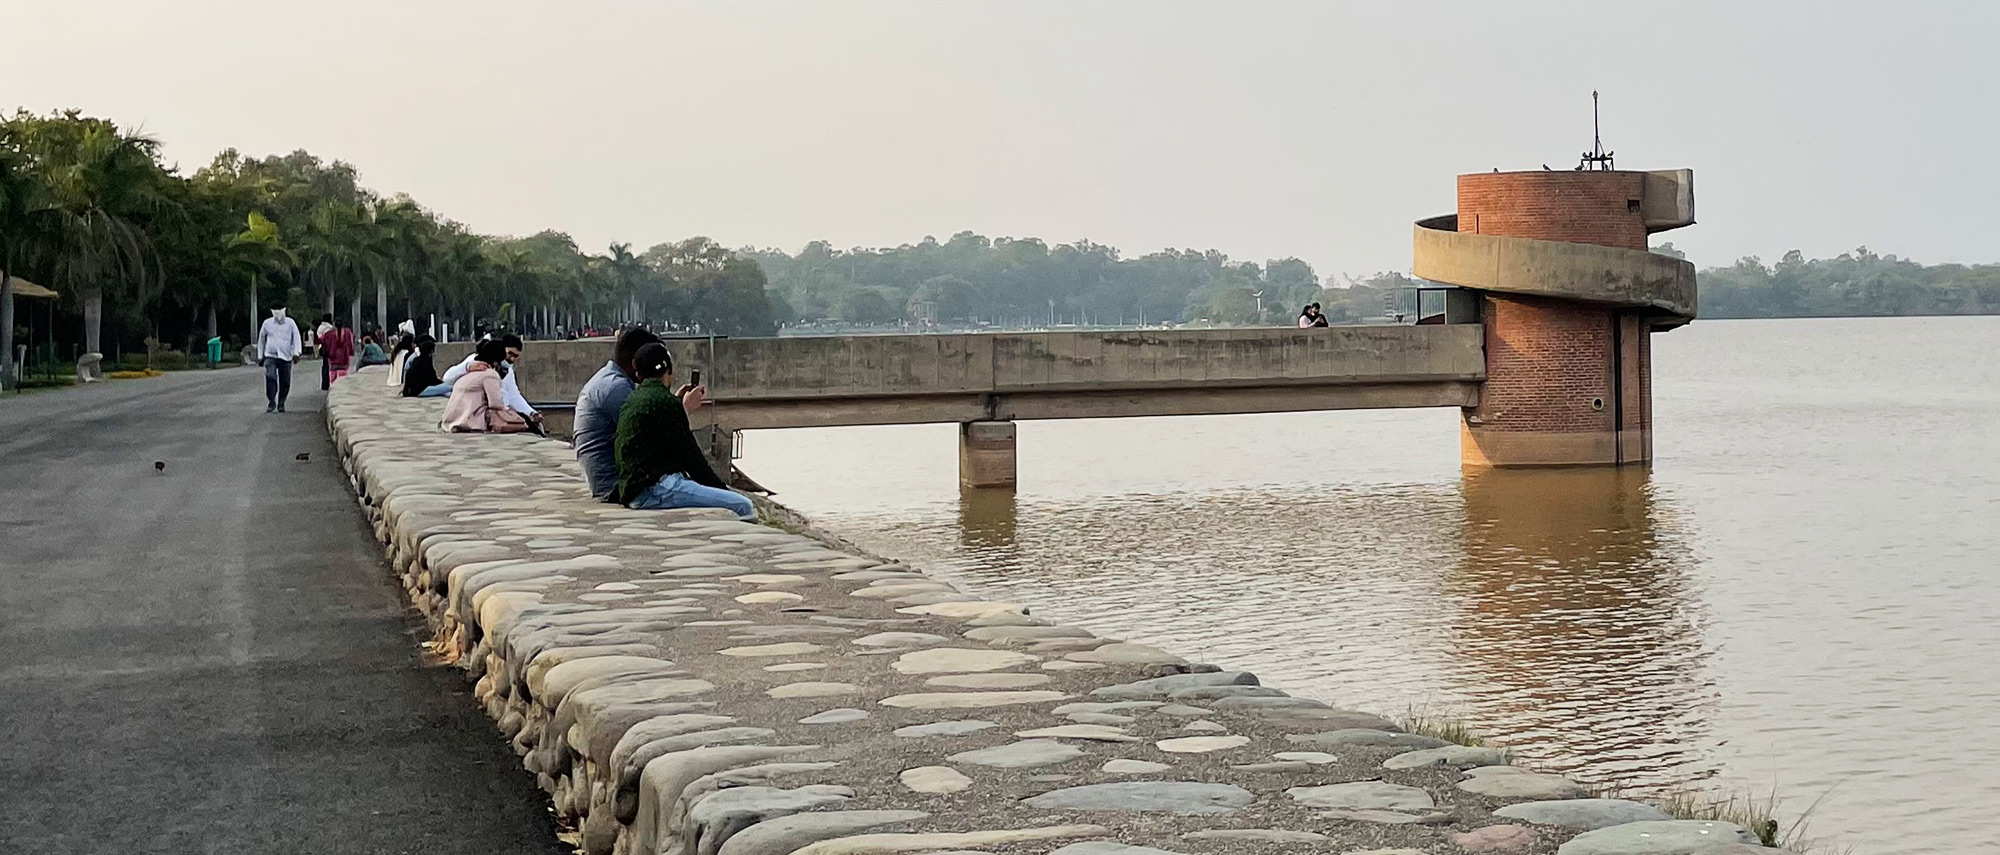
738, 316, 2000, 854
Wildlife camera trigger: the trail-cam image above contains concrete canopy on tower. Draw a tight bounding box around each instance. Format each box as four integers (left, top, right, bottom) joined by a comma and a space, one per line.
1412, 170, 1698, 328
1412, 215, 1696, 324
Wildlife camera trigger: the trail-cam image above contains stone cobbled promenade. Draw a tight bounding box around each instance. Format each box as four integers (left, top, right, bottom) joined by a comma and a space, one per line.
326, 371, 1787, 855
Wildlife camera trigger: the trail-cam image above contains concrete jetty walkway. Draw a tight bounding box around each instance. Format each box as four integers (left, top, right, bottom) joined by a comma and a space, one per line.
0, 369, 565, 854
324, 367, 1786, 855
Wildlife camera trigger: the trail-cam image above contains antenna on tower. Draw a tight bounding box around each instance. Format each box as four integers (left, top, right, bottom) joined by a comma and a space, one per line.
1578, 90, 1615, 171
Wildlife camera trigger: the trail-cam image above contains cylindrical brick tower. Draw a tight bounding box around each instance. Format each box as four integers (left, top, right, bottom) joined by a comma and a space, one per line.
1413, 168, 1697, 467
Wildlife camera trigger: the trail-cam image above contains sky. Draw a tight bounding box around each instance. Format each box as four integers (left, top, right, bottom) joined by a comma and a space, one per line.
8, 1, 1999, 278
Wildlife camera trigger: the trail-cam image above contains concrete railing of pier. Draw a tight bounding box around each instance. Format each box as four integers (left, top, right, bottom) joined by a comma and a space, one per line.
446, 325, 1486, 488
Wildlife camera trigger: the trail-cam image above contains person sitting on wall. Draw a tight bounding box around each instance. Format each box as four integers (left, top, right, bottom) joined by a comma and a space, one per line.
387, 330, 414, 387
420, 334, 538, 426
611, 342, 750, 518
574, 327, 664, 502
399, 335, 441, 398
440, 339, 532, 434
357, 334, 390, 367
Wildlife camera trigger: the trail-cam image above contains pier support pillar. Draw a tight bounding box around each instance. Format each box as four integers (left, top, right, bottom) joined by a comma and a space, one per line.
699, 425, 737, 486
958, 421, 1016, 489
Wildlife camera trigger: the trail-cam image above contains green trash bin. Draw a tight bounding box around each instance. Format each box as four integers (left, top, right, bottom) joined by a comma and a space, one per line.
206, 336, 224, 365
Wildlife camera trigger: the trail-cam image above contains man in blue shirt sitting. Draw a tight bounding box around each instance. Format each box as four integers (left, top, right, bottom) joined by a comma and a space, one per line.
574, 328, 709, 501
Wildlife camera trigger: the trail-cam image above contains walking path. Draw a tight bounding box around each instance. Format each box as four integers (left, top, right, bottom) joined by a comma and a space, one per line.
0, 368, 564, 854
327, 368, 1787, 855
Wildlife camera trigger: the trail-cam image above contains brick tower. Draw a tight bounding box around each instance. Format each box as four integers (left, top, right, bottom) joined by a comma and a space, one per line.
1413, 168, 1696, 467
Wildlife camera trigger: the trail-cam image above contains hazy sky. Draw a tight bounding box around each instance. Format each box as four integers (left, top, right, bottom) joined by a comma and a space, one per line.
9, 1, 1998, 277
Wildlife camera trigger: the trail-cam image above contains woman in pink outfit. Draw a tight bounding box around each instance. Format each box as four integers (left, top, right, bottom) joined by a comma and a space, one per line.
441, 339, 531, 434
322, 320, 356, 383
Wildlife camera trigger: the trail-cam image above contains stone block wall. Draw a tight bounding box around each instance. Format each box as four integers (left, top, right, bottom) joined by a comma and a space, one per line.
323, 369, 1763, 855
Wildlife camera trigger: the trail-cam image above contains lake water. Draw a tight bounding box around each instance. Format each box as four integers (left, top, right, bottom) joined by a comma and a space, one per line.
737, 316, 2000, 854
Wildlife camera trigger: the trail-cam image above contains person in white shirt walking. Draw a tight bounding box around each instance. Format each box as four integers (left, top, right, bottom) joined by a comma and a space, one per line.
256, 306, 304, 412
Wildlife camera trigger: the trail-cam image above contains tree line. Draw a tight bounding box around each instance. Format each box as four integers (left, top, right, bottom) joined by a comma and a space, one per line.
1684, 245, 2000, 319
754, 236, 2000, 329
745, 233, 1421, 329
0, 109, 778, 386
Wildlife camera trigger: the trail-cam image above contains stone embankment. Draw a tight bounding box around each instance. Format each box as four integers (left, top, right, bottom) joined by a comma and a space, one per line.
326, 371, 1790, 855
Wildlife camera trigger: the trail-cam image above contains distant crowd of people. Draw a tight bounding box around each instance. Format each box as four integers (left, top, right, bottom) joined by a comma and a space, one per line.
376, 324, 752, 520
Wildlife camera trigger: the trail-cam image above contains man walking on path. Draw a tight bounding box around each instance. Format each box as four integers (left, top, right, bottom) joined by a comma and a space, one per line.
257, 307, 303, 412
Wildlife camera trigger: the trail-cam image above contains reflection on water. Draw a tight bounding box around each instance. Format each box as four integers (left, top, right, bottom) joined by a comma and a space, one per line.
740, 317, 2000, 855
957, 487, 1018, 549
1449, 468, 1713, 790
940, 468, 1717, 794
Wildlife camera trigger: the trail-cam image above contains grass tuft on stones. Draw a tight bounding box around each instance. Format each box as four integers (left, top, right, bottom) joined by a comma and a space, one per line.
1638, 783, 1849, 854
1397, 703, 1483, 747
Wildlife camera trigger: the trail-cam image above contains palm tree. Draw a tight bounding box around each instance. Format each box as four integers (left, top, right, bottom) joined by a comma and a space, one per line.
222, 212, 295, 340
0, 117, 34, 388
15, 113, 167, 356
372, 197, 434, 333
603, 241, 647, 326
428, 226, 490, 339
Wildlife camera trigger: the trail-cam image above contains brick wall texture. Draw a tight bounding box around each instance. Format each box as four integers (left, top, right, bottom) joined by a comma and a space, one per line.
1471, 295, 1614, 434
1455, 170, 1656, 463
1456, 171, 1648, 250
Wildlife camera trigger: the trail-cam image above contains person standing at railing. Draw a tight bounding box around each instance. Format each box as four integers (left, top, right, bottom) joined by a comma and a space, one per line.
1298, 303, 1329, 328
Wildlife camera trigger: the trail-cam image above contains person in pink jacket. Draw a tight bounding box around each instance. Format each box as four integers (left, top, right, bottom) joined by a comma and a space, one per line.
322, 319, 356, 383
441, 340, 531, 434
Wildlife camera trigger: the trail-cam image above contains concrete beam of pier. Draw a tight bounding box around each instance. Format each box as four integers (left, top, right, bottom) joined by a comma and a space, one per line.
462, 324, 1488, 432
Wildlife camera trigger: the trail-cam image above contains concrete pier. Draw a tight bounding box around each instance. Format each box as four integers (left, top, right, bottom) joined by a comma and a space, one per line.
447, 169, 1699, 474
444, 325, 1486, 487
957, 421, 1018, 489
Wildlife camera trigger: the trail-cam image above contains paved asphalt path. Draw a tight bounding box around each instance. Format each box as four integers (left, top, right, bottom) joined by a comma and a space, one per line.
0, 368, 565, 854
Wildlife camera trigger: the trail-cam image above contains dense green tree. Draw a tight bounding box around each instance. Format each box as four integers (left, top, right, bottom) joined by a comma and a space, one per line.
6, 111, 169, 356
220, 212, 294, 340
0, 108, 783, 366
1699, 247, 2000, 318
836, 290, 899, 324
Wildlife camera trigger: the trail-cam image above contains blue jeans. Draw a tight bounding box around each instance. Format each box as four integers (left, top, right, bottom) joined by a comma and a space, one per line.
417, 382, 452, 397
629, 473, 755, 519
262, 357, 292, 406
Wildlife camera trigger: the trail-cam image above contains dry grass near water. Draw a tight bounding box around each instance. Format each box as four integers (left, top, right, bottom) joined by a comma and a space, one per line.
1609, 783, 1849, 854
1394, 704, 1848, 854
1398, 704, 1486, 747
